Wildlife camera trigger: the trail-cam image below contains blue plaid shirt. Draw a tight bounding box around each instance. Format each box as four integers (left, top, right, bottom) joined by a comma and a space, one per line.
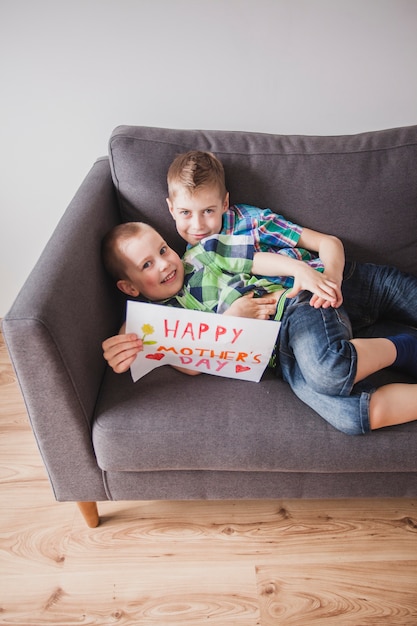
221, 204, 324, 287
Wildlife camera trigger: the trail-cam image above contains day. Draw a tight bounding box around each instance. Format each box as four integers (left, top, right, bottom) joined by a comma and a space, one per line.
179, 356, 228, 372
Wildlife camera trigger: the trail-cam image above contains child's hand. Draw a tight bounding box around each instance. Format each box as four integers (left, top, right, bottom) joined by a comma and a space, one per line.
102, 333, 143, 373
286, 265, 343, 308
102, 332, 201, 377
309, 276, 343, 309
225, 292, 279, 319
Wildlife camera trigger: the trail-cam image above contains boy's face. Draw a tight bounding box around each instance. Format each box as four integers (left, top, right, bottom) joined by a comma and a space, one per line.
167, 185, 229, 247
117, 228, 184, 301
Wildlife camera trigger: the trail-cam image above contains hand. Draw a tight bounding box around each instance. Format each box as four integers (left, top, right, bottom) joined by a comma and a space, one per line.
103, 332, 201, 376
225, 292, 279, 319
102, 333, 143, 373
285, 265, 343, 308
309, 277, 343, 309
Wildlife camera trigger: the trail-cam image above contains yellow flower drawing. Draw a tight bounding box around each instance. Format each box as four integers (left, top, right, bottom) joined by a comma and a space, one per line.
141, 323, 157, 345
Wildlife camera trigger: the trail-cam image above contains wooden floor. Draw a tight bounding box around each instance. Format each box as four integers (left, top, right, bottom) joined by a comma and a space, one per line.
1, 331, 417, 625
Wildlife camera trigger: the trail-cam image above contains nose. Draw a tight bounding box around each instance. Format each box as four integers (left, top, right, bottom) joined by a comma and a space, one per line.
191, 213, 204, 231
158, 255, 170, 271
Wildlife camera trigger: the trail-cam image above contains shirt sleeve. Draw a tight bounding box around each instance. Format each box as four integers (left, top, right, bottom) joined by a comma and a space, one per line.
230, 204, 302, 249
200, 234, 256, 275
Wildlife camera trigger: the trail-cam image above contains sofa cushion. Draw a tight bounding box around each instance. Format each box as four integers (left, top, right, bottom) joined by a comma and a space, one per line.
92, 364, 417, 474
108, 124, 417, 275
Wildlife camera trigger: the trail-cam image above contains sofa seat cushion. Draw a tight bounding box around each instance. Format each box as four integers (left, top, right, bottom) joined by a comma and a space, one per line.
92, 365, 417, 474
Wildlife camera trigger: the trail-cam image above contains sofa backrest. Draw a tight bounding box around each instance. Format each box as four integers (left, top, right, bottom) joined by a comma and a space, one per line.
108, 125, 417, 275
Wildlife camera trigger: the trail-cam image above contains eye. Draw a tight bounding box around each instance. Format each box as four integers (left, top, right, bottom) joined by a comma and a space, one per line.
142, 260, 152, 270
179, 210, 190, 217
160, 246, 167, 255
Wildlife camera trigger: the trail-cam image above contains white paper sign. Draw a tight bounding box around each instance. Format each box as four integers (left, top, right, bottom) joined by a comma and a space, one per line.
126, 301, 280, 383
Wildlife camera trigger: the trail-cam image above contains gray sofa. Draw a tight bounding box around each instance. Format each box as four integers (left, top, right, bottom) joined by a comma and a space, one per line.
3, 124, 417, 527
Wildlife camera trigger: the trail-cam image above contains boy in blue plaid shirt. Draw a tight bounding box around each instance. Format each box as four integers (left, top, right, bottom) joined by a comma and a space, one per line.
102, 219, 417, 435
166, 151, 328, 290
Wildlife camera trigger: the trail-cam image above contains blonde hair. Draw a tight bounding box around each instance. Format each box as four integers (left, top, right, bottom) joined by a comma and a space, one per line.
167, 150, 227, 199
102, 221, 154, 281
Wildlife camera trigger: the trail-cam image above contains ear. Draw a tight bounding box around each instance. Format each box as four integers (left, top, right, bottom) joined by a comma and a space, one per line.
222, 192, 229, 213
166, 197, 176, 219
116, 279, 140, 297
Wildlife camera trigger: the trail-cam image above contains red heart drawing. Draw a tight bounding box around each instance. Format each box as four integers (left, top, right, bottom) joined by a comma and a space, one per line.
146, 353, 165, 361
236, 365, 251, 373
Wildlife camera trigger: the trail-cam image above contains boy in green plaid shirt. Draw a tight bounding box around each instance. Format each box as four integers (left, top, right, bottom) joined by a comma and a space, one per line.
102, 219, 338, 370
102, 221, 333, 319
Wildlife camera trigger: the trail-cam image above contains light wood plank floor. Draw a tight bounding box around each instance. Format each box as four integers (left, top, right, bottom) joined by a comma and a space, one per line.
1, 330, 416, 625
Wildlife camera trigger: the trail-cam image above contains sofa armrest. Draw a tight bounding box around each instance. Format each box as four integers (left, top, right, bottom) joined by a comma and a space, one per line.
2, 158, 124, 501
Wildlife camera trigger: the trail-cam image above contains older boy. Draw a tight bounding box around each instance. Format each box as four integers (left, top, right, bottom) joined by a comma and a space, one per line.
166, 151, 417, 382
166, 150, 331, 290
102, 220, 417, 435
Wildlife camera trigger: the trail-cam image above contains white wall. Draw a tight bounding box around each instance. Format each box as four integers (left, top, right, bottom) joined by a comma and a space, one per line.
1, 0, 417, 316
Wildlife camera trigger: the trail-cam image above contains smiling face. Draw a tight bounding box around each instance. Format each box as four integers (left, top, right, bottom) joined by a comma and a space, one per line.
167, 185, 229, 247
116, 226, 184, 301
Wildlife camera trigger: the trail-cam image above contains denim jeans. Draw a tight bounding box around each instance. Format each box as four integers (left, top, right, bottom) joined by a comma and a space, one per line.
278, 261, 417, 434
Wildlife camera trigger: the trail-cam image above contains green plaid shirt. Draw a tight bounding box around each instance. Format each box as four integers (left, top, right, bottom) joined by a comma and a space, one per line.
162, 234, 287, 319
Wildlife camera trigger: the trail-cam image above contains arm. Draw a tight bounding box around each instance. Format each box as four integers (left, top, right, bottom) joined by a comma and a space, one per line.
224, 292, 280, 319
298, 228, 344, 308
252, 229, 345, 308
103, 328, 202, 376
102, 324, 143, 374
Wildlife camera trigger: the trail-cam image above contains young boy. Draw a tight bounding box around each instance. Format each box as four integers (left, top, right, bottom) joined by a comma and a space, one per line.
166, 150, 334, 290
165, 150, 417, 411
102, 220, 417, 435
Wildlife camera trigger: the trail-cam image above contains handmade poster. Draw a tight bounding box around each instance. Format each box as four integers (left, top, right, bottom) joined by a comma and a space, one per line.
126, 301, 281, 383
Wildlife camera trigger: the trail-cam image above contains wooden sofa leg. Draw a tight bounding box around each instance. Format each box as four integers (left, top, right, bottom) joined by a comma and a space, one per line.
77, 501, 100, 527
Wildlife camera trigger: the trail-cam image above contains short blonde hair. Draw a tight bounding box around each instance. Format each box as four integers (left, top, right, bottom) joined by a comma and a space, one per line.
167, 150, 227, 199
102, 221, 154, 281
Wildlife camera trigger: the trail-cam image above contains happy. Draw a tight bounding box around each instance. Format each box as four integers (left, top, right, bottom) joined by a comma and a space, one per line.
163, 319, 243, 344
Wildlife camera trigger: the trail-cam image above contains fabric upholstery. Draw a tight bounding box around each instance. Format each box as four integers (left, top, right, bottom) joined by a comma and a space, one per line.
3, 125, 417, 503
109, 125, 417, 274
93, 364, 416, 473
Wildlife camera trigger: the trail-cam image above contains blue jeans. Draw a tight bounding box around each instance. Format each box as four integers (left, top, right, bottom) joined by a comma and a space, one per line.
278, 261, 417, 435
